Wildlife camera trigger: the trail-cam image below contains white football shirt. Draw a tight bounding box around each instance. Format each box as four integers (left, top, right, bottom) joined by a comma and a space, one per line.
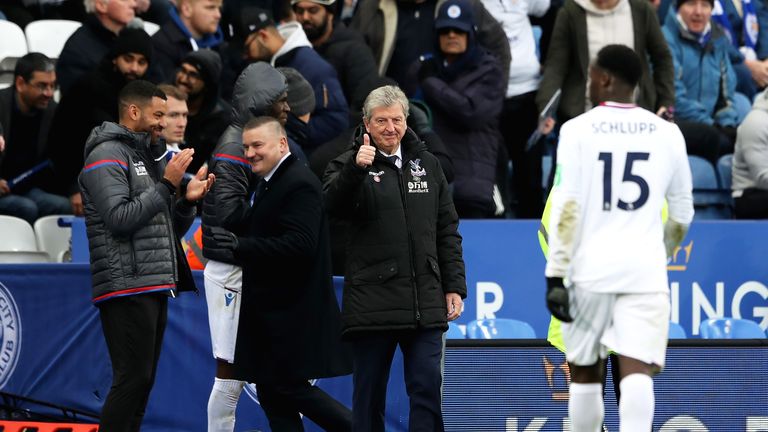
545, 102, 694, 293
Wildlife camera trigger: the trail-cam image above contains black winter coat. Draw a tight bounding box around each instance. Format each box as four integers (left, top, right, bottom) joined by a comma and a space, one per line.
233, 155, 351, 383
323, 128, 467, 335
79, 122, 196, 303
314, 23, 380, 110
56, 16, 117, 94
419, 51, 505, 215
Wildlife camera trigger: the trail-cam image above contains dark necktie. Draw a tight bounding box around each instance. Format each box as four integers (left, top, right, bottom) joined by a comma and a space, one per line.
385, 155, 400, 170
250, 179, 267, 206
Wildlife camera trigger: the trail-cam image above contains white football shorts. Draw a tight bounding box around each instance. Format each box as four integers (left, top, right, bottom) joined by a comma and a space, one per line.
562, 289, 670, 368
204, 260, 243, 363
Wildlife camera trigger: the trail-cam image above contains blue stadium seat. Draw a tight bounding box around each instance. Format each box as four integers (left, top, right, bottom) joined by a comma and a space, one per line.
466, 318, 536, 339
716, 154, 733, 191
689, 156, 731, 219
446, 322, 465, 339
699, 318, 765, 339
668, 322, 687, 339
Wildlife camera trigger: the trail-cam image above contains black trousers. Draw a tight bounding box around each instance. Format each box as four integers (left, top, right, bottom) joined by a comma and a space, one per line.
500, 91, 544, 218
350, 328, 444, 432
734, 188, 768, 219
98, 293, 167, 432
255, 380, 352, 432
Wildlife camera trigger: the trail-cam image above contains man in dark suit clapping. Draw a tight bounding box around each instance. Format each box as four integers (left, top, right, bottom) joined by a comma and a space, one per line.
210, 116, 352, 431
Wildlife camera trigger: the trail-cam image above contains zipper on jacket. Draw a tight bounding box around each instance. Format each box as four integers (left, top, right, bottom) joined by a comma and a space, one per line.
395, 162, 421, 322
130, 239, 138, 275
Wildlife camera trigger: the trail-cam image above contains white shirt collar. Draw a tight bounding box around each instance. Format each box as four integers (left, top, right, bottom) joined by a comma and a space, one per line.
264, 152, 292, 182
378, 146, 402, 168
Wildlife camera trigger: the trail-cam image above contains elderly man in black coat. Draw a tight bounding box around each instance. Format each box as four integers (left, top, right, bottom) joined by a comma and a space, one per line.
211, 116, 352, 431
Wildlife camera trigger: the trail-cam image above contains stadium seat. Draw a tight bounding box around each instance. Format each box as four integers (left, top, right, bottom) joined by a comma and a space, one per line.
668, 321, 686, 339
716, 154, 733, 191
446, 322, 465, 339
24, 20, 81, 59
0, 20, 28, 89
699, 318, 765, 339
0, 215, 39, 252
143, 20, 160, 36
689, 155, 731, 219
0, 251, 50, 263
34, 215, 72, 262
466, 318, 536, 339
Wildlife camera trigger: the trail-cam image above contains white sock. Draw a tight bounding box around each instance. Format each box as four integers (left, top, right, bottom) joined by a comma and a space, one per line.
619, 374, 654, 432
207, 378, 245, 432
569, 382, 604, 432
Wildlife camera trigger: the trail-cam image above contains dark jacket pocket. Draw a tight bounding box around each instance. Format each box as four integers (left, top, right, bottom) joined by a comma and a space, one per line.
427, 256, 441, 282
351, 259, 398, 285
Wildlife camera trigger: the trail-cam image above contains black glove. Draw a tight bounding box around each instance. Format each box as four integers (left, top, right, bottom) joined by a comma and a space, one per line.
418, 59, 438, 82
546, 277, 573, 323
210, 226, 239, 251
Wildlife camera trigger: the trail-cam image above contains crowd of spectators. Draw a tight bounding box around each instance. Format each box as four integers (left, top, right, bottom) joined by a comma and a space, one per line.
1, 0, 768, 225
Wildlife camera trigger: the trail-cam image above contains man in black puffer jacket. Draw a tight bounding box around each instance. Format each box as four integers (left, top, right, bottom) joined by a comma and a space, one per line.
80, 80, 214, 430
323, 85, 466, 431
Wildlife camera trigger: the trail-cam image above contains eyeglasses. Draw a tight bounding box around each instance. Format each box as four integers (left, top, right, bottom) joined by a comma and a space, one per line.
27, 82, 56, 92
177, 66, 202, 81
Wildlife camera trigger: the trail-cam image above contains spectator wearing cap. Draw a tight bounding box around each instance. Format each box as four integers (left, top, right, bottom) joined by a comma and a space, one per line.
151, 0, 226, 83
48, 27, 154, 214
292, 0, 381, 111
238, 7, 349, 151
407, 0, 506, 218
57, 0, 139, 94
278, 67, 316, 152
176, 49, 232, 175
350, 0, 510, 89
663, 0, 752, 163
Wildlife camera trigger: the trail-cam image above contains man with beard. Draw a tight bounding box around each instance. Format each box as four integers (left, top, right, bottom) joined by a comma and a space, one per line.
80, 79, 214, 431
175, 49, 231, 175
0, 53, 71, 224
49, 28, 153, 216
292, 0, 380, 110
238, 7, 349, 151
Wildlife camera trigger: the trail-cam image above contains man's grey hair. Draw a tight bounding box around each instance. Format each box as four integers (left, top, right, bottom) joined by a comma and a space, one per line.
362, 85, 409, 121
84, 0, 105, 14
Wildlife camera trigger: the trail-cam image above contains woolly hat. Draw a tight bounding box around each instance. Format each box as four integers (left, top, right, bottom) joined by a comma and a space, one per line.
111, 28, 153, 62
676, 0, 713, 8
181, 49, 223, 86
278, 67, 316, 116
435, 0, 476, 33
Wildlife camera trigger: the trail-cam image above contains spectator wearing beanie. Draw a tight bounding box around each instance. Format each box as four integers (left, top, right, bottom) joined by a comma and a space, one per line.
176, 49, 232, 175
48, 28, 154, 212
277, 67, 316, 151
57, 0, 139, 94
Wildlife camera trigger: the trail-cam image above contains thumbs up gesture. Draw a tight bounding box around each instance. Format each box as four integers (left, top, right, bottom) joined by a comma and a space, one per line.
355, 133, 376, 168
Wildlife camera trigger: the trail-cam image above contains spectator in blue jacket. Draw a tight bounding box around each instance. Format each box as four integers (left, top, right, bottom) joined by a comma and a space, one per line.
238, 7, 349, 152
407, 0, 506, 218
663, 0, 752, 162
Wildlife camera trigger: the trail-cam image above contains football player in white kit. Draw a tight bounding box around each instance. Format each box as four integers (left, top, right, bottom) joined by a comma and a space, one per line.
545, 45, 694, 432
